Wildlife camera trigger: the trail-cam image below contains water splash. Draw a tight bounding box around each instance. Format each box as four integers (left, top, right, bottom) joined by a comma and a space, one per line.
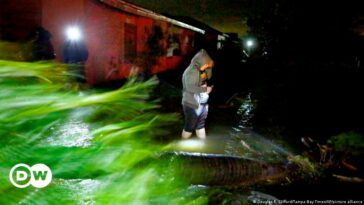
236, 93, 254, 129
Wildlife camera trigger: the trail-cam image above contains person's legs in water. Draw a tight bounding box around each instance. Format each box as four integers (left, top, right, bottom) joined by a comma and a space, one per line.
195, 104, 208, 139
182, 105, 198, 139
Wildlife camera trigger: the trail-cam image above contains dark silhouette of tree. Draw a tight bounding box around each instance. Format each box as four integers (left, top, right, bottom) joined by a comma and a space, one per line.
243, 0, 363, 60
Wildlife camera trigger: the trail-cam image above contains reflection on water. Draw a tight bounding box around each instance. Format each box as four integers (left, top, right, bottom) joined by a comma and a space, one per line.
171, 133, 231, 154
226, 128, 293, 163
237, 93, 254, 129
171, 126, 292, 164
56, 179, 100, 205
225, 92, 293, 162
174, 139, 206, 152
43, 109, 92, 147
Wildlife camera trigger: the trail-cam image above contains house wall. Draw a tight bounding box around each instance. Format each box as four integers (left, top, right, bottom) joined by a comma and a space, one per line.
41, 0, 86, 62
41, 0, 195, 84
82, 0, 128, 83
1, 0, 200, 84
150, 25, 195, 74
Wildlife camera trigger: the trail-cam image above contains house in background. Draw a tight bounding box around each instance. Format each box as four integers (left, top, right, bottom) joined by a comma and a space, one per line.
0, 0, 206, 84
165, 16, 228, 57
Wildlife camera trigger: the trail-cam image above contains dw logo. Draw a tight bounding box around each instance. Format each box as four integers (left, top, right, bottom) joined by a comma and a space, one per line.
9, 163, 52, 188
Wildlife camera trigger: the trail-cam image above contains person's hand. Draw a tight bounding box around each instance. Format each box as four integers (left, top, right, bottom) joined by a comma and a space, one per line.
207, 86, 213, 94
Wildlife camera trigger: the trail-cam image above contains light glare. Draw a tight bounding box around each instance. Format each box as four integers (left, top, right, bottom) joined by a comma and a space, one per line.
66, 26, 82, 41
246, 40, 254, 47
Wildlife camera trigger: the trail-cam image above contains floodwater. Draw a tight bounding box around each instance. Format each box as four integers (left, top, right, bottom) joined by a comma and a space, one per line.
41, 88, 363, 204
172, 92, 292, 162
168, 91, 364, 203
172, 126, 292, 163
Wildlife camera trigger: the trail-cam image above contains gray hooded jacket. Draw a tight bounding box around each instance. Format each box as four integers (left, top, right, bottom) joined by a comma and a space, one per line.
182, 49, 213, 109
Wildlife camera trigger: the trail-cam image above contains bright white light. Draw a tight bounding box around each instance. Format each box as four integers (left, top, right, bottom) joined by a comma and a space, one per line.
66, 26, 82, 41
246, 40, 254, 48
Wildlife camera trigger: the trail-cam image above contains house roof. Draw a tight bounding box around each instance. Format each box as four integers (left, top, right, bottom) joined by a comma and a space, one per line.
165, 16, 223, 35
98, 0, 205, 34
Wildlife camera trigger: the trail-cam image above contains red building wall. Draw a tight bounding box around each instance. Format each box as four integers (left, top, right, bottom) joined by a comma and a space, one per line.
1, 0, 198, 84
41, 0, 86, 61
83, 0, 128, 83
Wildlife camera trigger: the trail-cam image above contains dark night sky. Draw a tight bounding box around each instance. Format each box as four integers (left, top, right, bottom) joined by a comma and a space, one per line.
126, 0, 364, 39
126, 0, 249, 36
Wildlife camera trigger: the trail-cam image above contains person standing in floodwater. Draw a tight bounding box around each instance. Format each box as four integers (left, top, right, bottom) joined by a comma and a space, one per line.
181, 49, 214, 139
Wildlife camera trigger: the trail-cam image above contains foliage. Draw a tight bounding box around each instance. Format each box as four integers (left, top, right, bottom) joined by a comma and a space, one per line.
288, 155, 320, 180
152, 81, 182, 113
0, 41, 33, 61
0, 57, 204, 204
329, 132, 364, 156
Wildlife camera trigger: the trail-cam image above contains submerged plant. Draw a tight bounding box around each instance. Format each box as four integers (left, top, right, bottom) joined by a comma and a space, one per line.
287, 155, 320, 181
0, 59, 205, 204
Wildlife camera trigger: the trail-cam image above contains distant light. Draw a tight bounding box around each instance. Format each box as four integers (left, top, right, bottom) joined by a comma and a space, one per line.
246, 40, 254, 48
66, 26, 82, 41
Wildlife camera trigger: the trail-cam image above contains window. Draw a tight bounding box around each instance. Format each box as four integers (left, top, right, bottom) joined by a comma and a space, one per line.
167, 33, 181, 57
124, 23, 136, 63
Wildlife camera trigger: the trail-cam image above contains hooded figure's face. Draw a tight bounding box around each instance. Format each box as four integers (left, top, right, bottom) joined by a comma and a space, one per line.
200, 61, 214, 71
191, 49, 213, 70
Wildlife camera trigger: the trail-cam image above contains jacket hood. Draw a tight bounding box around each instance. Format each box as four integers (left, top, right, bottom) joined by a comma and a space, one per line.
190, 49, 213, 70
188, 49, 213, 79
